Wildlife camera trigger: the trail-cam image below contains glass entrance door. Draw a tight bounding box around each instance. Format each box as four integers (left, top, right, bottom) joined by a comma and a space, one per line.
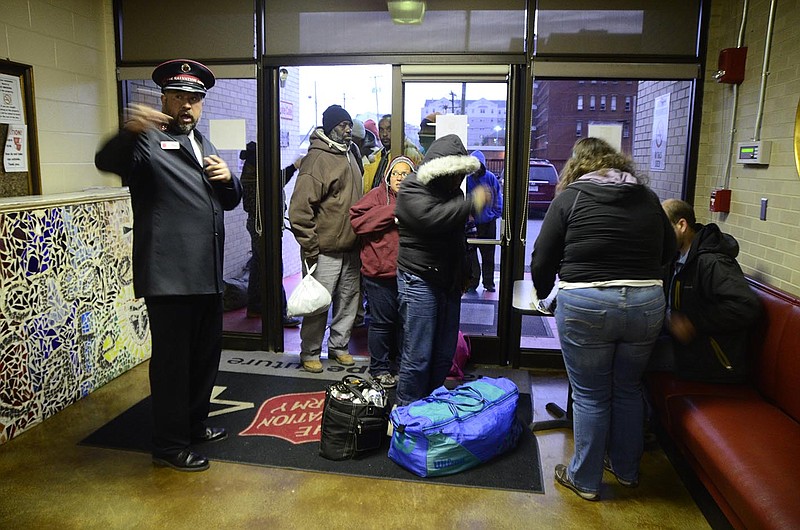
403, 80, 508, 341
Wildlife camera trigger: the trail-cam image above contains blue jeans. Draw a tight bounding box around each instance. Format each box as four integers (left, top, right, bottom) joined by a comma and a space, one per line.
396, 269, 461, 406
555, 286, 665, 494
363, 275, 401, 376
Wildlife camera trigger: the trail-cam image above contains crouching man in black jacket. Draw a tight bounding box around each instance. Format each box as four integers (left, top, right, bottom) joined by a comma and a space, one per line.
652, 199, 761, 383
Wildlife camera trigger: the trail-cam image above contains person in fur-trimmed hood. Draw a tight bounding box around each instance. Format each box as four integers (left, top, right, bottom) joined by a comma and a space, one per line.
393, 134, 492, 406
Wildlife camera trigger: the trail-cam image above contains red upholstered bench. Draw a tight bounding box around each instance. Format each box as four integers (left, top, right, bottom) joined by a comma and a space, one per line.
647, 277, 800, 530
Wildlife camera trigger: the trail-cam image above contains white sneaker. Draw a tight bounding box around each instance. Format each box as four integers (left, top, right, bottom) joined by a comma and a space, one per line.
374, 373, 398, 388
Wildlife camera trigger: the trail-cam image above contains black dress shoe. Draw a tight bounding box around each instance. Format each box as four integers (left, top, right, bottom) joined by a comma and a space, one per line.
152, 450, 209, 472
192, 426, 227, 444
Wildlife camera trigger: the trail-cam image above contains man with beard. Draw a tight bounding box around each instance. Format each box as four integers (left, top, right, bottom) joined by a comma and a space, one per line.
288, 105, 363, 373
362, 114, 423, 191
95, 59, 242, 472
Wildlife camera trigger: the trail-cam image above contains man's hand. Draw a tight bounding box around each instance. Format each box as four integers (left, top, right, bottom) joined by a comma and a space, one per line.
303, 255, 318, 273
668, 312, 696, 344
124, 103, 170, 134
204, 155, 231, 183
471, 185, 492, 213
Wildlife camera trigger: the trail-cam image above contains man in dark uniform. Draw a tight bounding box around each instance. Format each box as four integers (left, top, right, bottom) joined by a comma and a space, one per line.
95, 59, 242, 472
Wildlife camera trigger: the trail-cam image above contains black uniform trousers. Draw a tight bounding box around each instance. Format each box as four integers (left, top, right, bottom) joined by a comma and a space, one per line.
145, 294, 223, 457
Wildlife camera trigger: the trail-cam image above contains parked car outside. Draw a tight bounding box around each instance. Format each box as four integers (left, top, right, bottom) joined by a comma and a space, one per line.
528, 158, 558, 217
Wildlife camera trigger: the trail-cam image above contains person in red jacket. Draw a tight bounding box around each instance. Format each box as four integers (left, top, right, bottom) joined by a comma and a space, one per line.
349, 156, 416, 388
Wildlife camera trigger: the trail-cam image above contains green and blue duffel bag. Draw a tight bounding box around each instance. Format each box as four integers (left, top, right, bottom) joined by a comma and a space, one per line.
388, 377, 524, 477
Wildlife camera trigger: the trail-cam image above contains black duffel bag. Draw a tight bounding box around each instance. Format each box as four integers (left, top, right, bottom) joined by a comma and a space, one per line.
319, 375, 389, 460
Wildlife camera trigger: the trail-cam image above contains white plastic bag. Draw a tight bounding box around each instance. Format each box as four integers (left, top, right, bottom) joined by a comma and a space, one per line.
286, 261, 332, 317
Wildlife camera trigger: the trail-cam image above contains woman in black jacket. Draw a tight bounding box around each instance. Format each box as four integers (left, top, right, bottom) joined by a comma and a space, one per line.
531, 137, 676, 500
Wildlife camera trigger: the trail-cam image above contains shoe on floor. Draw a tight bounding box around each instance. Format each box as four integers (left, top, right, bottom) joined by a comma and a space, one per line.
152, 450, 209, 472
302, 360, 323, 373
373, 373, 398, 388
554, 464, 598, 501
603, 457, 639, 488
283, 316, 301, 328
192, 426, 227, 444
329, 353, 355, 366
484, 285, 496, 292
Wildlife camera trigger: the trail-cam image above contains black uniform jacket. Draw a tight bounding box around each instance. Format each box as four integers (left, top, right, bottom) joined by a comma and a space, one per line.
95, 127, 242, 297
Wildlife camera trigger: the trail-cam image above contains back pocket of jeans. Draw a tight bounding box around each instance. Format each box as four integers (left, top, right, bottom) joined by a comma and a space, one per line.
562, 303, 606, 330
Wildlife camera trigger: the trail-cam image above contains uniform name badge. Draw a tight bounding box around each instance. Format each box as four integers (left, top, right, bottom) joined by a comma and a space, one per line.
160, 141, 180, 150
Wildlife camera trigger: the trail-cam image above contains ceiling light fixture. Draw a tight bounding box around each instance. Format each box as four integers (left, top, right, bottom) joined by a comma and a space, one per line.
387, 1, 426, 25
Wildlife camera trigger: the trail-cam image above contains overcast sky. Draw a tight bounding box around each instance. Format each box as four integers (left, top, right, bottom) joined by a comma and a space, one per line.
298, 65, 506, 132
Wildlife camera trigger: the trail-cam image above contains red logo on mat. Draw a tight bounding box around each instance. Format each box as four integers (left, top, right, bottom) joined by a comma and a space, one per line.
239, 391, 325, 444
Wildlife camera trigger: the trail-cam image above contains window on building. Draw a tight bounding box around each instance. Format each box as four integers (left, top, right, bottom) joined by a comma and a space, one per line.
611, 96, 617, 111
589, 95, 596, 110
600, 96, 606, 111
577, 95, 584, 110
625, 96, 632, 111
623, 121, 630, 138
576, 121, 582, 136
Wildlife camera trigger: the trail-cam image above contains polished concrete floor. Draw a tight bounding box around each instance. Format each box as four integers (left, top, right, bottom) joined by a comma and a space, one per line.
0, 359, 711, 529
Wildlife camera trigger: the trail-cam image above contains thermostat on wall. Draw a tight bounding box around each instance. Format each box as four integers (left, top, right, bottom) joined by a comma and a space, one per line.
737, 141, 771, 165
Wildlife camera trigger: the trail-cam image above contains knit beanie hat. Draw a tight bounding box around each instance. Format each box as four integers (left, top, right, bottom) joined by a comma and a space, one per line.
322, 105, 352, 135
384, 155, 417, 185
351, 119, 366, 140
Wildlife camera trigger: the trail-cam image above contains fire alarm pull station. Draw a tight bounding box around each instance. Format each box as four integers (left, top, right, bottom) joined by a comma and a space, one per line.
710, 189, 731, 213
714, 47, 747, 84
737, 141, 772, 165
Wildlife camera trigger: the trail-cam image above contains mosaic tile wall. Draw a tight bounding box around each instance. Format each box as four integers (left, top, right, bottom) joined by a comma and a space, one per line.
0, 197, 150, 445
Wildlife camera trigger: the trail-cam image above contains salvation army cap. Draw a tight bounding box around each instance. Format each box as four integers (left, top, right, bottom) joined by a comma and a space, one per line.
152, 59, 216, 95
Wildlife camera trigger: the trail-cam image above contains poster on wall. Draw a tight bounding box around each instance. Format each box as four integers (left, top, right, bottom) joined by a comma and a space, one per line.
588, 124, 622, 152
0, 73, 25, 124
434, 114, 470, 197
650, 93, 670, 171
209, 119, 246, 151
3, 123, 28, 172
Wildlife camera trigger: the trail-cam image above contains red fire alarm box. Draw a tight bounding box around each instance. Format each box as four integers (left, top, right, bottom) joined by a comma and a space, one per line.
710, 189, 732, 213
715, 47, 747, 84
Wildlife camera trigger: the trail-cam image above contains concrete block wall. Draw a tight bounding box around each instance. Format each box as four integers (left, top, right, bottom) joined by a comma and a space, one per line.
0, 0, 119, 194
698, 0, 800, 294
278, 68, 303, 279
633, 80, 693, 201
199, 78, 256, 280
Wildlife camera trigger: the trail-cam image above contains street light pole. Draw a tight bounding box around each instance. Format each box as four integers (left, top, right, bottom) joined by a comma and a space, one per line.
372, 75, 381, 119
